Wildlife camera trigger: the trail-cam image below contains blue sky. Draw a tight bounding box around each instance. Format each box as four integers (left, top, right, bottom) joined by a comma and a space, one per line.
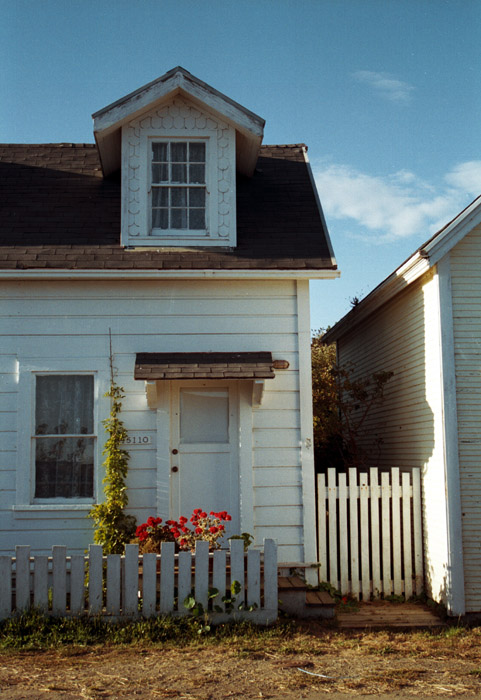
2, 0, 480, 331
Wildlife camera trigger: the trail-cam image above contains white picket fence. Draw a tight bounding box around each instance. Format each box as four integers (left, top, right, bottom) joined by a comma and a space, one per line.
317, 467, 423, 600
0, 539, 278, 624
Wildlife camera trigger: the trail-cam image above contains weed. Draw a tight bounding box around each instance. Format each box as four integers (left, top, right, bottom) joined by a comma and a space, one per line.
384, 594, 405, 603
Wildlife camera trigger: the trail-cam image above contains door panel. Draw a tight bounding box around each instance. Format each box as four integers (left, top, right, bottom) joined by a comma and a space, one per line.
170, 383, 239, 538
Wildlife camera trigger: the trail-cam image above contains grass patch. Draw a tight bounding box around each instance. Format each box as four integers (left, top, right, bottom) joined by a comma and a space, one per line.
0, 608, 295, 651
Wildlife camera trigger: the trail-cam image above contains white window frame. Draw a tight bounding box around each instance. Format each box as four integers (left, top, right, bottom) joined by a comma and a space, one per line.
150, 139, 208, 237
15, 360, 108, 512
146, 134, 217, 246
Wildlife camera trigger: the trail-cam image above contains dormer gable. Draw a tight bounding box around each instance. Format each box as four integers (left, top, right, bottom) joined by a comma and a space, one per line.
93, 68, 265, 248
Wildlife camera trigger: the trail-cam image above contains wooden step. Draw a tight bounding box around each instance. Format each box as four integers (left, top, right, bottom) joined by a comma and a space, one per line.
278, 575, 308, 591
306, 590, 335, 606
278, 576, 335, 619
337, 602, 446, 629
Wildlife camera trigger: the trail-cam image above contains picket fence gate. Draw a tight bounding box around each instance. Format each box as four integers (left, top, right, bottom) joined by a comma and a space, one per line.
0, 538, 278, 624
317, 467, 423, 600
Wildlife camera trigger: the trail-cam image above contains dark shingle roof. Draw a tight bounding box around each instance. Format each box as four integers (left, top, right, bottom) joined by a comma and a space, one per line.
0, 143, 336, 272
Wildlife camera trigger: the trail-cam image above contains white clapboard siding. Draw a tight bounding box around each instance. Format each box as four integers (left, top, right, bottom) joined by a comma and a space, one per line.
1, 276, 307, 563
338, 275, 433, 472
0, 540, 278, 624
450, 224, 481, 612
317, 468, 423, 600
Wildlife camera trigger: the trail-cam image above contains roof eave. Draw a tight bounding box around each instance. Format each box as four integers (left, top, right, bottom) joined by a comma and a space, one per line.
322, 194, 481, 344
322, 252, 430, 344
0, 268, 340, 282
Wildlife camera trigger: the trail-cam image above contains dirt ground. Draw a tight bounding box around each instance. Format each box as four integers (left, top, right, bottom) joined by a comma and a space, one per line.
1, 625, 481, 700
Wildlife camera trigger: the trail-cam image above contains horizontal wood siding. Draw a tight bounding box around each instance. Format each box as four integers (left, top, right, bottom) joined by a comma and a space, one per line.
1, 279, 305, 561
336, 271, 450, 603
0, 355, 16, 541
337, 274, 433, 469
450, 224, 481, 612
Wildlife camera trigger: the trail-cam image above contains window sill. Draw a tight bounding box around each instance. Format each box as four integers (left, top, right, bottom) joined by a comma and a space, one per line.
124, 235, 234, 248
12, 504, 94, 517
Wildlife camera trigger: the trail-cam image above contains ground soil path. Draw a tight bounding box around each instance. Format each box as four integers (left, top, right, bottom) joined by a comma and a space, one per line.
1, 643, 480, 699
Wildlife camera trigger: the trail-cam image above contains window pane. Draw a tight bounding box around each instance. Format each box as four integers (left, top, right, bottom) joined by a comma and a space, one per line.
189, 164, 205, 184
152, 208, 168, 229
189, 142, 205, 162
36, 375, 93, 435
180, 389, 229, 443
171, 188, 187, 207
152, 163, 169, 183
171, 164, 187, 183
189, 209, 205, 230
171, 142, 187, 162
189, 188, 205, 207
35, 437, 94, 498
171, 208, 187, 229
152, 188, 169, 207
152, 143, 168, 162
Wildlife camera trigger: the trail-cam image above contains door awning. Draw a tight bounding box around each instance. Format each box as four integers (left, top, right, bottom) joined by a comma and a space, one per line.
134, 352, 275, 381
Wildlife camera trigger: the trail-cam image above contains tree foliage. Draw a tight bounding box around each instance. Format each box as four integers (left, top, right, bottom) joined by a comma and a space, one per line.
312, 330, 393, 471
89, 383, 137, 553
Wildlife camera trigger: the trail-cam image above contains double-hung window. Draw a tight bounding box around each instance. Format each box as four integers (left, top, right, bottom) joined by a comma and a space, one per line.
151, 141, 206, 233
34, 375, 95, 500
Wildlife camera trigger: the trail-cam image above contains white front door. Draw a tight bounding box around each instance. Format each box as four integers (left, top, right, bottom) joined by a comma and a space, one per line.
170, 383, 239, 537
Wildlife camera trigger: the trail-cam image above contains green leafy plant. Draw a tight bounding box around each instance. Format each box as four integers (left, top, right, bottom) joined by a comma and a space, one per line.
229, 532, 254, 551
89, 379, 136, 554
312, 330, 393, 470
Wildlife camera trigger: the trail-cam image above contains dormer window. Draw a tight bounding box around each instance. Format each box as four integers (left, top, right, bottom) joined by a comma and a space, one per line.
101, 68, 266, 249
151, 141, 207, 233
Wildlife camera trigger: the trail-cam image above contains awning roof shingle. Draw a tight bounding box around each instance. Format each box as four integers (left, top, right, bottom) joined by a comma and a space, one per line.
134, 352, 275, 380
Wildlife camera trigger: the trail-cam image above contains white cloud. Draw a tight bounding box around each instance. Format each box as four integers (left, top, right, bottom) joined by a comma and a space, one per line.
314, 161, 481, 244
353, 70, 415, 104
444, 161, 481, 196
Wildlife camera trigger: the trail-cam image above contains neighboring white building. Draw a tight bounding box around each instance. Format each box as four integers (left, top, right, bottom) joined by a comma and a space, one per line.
0, 68, 338, 570
323, 195, 481, 615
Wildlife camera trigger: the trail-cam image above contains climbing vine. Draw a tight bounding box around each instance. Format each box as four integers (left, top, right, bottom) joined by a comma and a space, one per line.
89, 336, 136, 553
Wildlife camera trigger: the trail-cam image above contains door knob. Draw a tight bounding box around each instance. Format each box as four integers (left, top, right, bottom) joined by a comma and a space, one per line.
171, 466, 179, 473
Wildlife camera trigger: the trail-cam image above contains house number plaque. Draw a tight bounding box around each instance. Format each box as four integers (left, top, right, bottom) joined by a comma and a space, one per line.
122, 433, 153, 446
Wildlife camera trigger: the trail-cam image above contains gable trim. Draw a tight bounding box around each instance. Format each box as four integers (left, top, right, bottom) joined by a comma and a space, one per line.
93, 67, 264, 139
93, 67, 265, 178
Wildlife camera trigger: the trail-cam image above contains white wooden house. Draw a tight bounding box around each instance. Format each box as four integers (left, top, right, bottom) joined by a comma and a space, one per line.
323, 195, 481, 616
0, 67, 338, 572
